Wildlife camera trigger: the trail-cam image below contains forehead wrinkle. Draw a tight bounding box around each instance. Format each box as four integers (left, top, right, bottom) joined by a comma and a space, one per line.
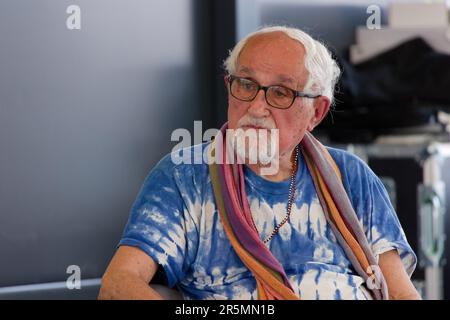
276, 74, 295, 85
237, 66, 253, 75
237, 65, 297, 87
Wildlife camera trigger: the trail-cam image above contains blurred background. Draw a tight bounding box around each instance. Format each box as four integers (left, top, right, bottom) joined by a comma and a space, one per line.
1, 0, 450, 299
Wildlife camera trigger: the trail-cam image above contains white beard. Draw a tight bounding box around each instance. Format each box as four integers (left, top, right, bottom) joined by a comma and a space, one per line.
227, 128, 279, 165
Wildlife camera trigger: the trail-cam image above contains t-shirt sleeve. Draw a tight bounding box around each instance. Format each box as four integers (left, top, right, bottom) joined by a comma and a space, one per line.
118, 156, 195, 288
367, 173, 418, 277
334, 148, 418, 278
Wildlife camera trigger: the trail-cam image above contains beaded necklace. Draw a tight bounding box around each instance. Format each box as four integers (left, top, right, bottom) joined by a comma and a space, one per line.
250, 145, 299, 243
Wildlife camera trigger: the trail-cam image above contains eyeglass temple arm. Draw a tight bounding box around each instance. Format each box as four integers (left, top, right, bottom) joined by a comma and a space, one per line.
296, 92, 322, 99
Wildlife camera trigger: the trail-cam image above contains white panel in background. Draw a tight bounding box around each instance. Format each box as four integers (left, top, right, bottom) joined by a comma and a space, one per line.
389, 2, 449, 28
351, 26, 450, 64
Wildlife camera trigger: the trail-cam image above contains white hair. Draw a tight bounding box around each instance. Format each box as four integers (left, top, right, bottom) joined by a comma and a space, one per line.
223, 26, 341, 106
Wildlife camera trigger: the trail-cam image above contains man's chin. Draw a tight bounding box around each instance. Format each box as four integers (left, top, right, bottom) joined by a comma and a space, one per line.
225, 127, 280, 165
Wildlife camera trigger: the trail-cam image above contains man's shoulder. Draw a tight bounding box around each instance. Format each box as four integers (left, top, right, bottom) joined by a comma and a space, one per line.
322, 146, 383, 216
324, 145, 377, 185
325, 145, 369, 170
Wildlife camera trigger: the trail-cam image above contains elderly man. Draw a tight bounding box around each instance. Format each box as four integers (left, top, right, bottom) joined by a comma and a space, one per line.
99, 26, 420, 300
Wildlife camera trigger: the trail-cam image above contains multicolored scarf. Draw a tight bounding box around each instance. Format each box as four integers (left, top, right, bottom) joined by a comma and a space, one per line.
208, 122, 389, 300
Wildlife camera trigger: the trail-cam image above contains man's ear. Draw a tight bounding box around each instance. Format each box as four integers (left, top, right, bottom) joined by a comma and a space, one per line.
224, 75, 230, 92
307, 96, 331, 131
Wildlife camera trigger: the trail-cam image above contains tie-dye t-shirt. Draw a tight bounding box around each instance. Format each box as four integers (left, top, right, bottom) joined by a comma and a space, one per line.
118, 142, 417, 300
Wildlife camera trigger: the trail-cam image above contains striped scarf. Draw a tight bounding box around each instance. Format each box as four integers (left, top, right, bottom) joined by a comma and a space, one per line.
207, 123, 388, 300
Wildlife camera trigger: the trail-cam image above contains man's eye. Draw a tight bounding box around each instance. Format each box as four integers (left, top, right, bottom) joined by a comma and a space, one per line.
240, 81, 255, 90
274, 88, 288, 97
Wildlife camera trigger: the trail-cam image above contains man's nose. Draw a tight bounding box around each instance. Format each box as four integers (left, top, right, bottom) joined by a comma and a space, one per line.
247, 89, 270, 117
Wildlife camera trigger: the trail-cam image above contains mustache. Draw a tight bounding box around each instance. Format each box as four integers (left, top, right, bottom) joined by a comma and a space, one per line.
236, 117, 276, 130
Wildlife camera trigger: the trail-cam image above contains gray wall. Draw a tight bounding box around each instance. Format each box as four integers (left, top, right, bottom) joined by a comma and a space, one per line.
0, 0, 210, 292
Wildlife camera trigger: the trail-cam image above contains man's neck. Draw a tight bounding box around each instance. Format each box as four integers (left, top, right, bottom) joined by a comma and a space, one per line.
245, 148, 296, 182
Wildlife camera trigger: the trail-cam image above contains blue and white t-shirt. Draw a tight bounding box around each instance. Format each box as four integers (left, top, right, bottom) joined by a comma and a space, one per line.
118, 142, 417, 300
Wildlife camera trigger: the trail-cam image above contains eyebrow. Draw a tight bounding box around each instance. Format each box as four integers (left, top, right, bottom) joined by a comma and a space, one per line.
237, 66, 296, 85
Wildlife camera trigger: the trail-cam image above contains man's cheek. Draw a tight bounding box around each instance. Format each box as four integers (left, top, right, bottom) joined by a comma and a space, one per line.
228, 113, 240, 129
229, 105, 245, 123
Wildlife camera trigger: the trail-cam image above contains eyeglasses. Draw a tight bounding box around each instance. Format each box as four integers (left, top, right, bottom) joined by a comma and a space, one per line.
227, 75, 321, 109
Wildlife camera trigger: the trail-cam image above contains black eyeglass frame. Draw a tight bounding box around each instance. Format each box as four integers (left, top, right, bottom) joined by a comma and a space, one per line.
227, 74, 322, 109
